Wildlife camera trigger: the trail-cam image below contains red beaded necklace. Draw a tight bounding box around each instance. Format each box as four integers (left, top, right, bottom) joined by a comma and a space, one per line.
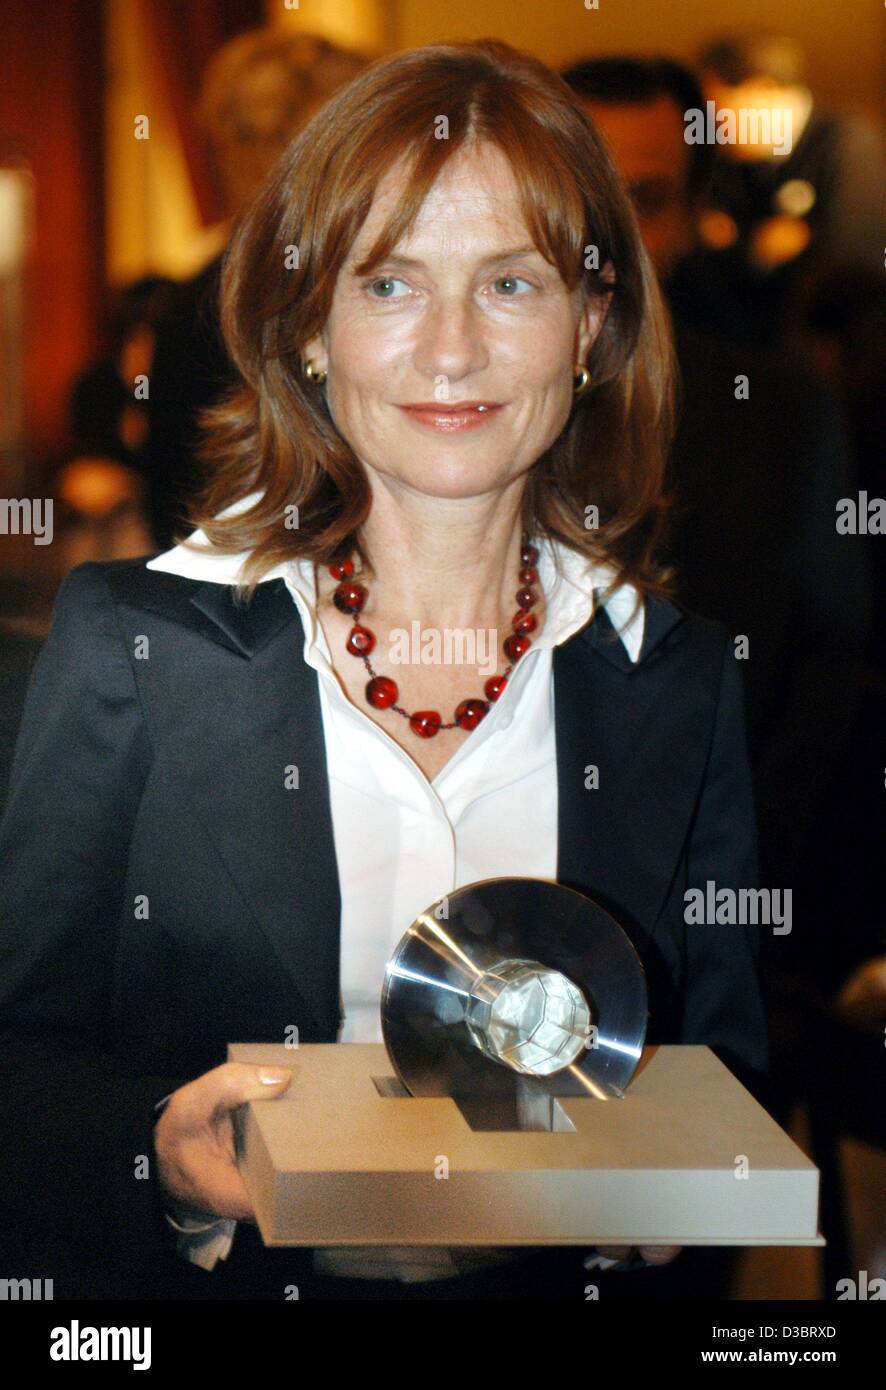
326, 538, 541, 740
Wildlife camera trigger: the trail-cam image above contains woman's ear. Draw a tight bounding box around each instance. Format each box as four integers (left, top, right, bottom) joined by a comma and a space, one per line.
301, 331, 328, 377
577, 259, 616, 361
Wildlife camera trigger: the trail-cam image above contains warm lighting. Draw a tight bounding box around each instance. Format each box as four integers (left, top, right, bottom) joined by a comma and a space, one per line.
58, 457, 144, 521
0, 159, 33, 490
273, 0, 388, 52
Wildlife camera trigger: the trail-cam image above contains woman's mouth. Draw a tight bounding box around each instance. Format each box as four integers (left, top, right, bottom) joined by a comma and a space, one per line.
397, 402, 504, 432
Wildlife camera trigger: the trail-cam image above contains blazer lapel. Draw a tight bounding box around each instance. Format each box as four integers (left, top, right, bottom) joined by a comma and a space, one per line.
177, 577, 343, 1040
189, 575, 299, 658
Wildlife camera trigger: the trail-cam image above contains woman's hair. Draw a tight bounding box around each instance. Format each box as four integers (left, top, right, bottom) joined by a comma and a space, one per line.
184, 38, 678, 608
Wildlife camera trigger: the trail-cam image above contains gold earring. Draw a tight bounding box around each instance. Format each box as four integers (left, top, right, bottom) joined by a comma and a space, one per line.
304, 359, 327, 386
574, 364, 592, 396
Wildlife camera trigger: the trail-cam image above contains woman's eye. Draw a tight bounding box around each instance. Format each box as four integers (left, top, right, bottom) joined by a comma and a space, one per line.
366, 276, 409, 299
491, 274, 534, 296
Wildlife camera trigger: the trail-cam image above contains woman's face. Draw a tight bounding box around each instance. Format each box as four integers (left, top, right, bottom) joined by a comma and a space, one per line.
303, 141, 609, 501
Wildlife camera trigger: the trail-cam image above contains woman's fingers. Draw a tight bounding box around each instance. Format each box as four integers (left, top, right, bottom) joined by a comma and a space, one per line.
165, 1136, 257, 1221
833, 956, 886, 1032
595, 1244, 683, 1265
155, 1062, 293, 1220
175, 1061, 294, 1128
639, 1245, 682, 1265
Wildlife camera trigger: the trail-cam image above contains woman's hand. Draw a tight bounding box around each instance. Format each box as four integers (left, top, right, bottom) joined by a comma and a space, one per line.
596, 1245, 682, 1266
832, 955, 886, 1034
154, 1062, 293, 1222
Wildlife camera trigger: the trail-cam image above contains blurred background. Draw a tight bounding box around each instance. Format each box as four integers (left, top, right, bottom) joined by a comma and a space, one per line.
0, 0, 883, 1301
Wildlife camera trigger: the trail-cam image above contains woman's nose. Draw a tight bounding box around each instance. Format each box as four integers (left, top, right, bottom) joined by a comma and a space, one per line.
413, 295, 488, 385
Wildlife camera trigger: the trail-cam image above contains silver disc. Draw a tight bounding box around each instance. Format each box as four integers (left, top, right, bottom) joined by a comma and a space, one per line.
381, 877, 647, 1109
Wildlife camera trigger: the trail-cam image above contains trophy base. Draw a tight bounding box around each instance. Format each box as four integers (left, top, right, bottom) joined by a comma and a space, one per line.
228, 1043, 822, 1248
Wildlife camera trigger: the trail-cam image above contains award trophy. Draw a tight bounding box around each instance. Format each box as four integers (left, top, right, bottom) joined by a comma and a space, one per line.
230, 878, 821, 1249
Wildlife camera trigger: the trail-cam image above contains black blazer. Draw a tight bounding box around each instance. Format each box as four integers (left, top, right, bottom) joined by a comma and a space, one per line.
0, 625, 43, 812
0, 558, 769, 1299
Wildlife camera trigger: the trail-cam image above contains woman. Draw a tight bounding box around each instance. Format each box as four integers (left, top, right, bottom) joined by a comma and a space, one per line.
0, 40, 768, 1301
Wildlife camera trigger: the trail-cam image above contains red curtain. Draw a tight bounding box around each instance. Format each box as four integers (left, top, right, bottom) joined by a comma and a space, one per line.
0, 0, 106, 466
0, 0, 264, 468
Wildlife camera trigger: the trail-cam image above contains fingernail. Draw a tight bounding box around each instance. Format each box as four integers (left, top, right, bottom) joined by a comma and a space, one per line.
258, 1069, 291, 1084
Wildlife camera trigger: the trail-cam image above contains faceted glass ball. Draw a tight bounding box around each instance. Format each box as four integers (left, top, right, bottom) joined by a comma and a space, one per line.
465, 958, 591, 1076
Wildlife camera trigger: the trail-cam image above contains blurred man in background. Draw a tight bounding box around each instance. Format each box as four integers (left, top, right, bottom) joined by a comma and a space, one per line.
145, 29, 368, 549
562, 59, 871, 886
691, 33, 885, 348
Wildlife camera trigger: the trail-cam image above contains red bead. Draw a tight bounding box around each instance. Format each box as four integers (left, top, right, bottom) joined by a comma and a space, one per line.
484, 673, 508, 701
367, 675, 398, 708
521, 543, 539, 565
512, 609, 537, 634
455, 698, 489, 730
516, 586, 536, 610
334, 581, 367, 614
346, 624, 375, 656
518, 566, 538, 585
329, 559, 355, 579
504, 633, 531, 662
409, 710, 441, 738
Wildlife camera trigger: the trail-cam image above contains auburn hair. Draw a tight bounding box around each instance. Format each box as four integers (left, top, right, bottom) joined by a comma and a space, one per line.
183, 38, 678, 611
